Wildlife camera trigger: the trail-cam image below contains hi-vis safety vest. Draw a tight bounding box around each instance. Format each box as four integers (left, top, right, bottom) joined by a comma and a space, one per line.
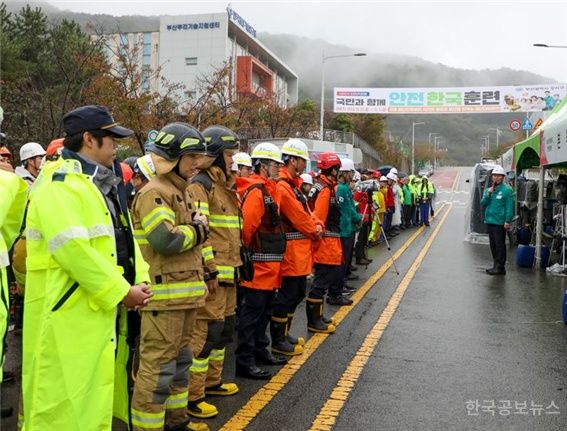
0, 170, 27, 381
187, 166, 242, 284
131, 171, 206, 310
22, 156, 150, 431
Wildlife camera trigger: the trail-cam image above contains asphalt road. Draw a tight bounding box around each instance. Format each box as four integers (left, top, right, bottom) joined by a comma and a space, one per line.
3, 167, 566, 431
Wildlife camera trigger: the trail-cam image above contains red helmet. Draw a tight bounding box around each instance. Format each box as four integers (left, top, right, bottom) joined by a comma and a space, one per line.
120, 162, 134, 185
317, 152, 342, 170
46, 138, 64, 157
370, 170, 381, 179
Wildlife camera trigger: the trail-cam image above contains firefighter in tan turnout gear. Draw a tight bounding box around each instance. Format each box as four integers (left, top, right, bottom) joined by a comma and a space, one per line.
186, 126, 242, 419
130, 123, 213, 431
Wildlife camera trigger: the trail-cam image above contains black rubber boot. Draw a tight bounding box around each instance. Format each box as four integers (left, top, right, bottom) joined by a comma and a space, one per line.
306, 297, 336, 333
286, 313, 305, 346
271, 316, 304, 356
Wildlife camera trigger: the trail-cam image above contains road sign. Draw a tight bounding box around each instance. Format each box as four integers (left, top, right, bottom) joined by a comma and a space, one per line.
534, 118, 544, 130
522, 118, 533, 131
510, 119, 521, 131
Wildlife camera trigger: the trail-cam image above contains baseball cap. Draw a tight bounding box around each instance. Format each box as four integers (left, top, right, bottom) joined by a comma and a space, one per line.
63, 105, 133, 138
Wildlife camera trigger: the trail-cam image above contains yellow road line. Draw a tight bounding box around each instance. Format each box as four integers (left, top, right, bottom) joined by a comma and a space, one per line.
220, 204, 449, 431
451, 169, 462, 193
309, 203, 453, 431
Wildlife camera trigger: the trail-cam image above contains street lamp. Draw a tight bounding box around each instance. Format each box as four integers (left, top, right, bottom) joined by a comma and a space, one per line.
480, 137, 488, 156
433, 136, 443, 169
319, 52, 367, 141
488, 127, 501, 150
482, 135, 490, 153
428, 132, 440, 165
411, 121, 425, 175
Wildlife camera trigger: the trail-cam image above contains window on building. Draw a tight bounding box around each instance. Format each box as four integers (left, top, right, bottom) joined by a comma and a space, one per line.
185, 57, 198, 66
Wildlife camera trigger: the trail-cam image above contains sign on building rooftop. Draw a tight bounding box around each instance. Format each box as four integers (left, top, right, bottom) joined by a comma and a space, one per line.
333, 84, 566, 114
227, 5, 257, 38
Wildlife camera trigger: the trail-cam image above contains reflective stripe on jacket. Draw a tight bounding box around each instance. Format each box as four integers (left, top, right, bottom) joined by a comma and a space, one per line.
187, 166, 241, 284
22, 156, 150, 431
131, 171, 206, 310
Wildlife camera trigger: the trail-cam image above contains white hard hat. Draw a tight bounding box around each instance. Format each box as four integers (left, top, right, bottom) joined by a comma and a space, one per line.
300, 173, 313, 185
379, 176, 388, 182
281, 138, 310, 161
20, 142, 46, 161
389, 167, 398, 175
233, 152, 253, 168
492, 165, 506, 176
386, 172, 397, 181
251, 142, 283, 164
339, 158, 355, 172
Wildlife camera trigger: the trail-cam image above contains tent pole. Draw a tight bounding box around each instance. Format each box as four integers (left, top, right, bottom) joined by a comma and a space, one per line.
535, 165, 545, 268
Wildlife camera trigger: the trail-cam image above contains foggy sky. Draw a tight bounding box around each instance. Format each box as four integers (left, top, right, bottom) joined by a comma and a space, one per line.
46, 0, 567, 82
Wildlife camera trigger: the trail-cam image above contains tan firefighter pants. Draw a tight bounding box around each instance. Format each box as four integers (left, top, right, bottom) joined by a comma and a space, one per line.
131, 308, 196, 431
188, 283, 236, 402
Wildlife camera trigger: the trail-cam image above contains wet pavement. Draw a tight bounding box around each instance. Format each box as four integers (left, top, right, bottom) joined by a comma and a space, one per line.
3, 167, 567, 431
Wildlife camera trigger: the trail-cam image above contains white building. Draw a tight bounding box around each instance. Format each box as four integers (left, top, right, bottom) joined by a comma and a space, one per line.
102, 7, 298, 107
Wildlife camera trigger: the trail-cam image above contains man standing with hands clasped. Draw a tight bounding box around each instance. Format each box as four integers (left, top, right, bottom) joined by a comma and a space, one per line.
481, 165, 515, 275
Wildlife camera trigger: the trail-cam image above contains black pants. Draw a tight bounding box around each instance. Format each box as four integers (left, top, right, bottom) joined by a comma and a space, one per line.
272, 276, 307, 319
355, 221, 371, 259
235, 288, 274, 367
403, 204, 412, 227
487, 223, 507, 269
310, 263, 342, 299
340, 235, 355, 283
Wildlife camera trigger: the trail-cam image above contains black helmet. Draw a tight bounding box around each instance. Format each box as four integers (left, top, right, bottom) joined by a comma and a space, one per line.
202, 125, 239, 157
148, 122, 210, 161
123, 156, 139, 171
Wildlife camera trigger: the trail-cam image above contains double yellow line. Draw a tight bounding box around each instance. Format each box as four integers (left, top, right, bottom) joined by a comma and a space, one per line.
220, 201, 451, 431
309, 203, 453, 430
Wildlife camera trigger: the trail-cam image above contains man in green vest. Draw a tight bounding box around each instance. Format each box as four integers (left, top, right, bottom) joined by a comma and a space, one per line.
481, 165, 515, 275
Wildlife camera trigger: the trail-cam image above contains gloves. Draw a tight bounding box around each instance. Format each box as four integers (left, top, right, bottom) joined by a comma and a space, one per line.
190, 219, 209, 245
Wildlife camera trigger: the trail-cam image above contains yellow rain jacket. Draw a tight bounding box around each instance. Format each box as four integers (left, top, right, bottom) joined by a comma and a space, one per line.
0, 170, 27, 380
22, 155, 149, 431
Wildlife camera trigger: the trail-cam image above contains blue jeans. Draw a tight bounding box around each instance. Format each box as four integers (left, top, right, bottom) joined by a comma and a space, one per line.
419, 201, 430, 225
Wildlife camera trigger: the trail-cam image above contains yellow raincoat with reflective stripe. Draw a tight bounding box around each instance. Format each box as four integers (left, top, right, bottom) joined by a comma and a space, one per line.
0, 170, 27, 381
22, 157, 149, 431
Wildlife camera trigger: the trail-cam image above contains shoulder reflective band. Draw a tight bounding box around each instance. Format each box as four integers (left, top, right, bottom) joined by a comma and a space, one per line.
48, 225, 114, 253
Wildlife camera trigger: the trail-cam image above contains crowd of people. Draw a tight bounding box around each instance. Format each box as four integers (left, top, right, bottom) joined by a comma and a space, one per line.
0, 105, 436, 431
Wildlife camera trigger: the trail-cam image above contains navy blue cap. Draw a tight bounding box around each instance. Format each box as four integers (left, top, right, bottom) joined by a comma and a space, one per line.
63, 105, 133, 138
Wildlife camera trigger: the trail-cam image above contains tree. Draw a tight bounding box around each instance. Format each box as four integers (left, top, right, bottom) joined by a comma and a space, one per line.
329, 113, 354, 132
1, 5, 105, 155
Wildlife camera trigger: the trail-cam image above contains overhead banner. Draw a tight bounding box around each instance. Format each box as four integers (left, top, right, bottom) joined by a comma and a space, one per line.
334, 84, 566, 114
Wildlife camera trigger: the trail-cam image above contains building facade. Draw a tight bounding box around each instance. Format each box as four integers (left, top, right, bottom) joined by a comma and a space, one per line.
102, 7, 298, 107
